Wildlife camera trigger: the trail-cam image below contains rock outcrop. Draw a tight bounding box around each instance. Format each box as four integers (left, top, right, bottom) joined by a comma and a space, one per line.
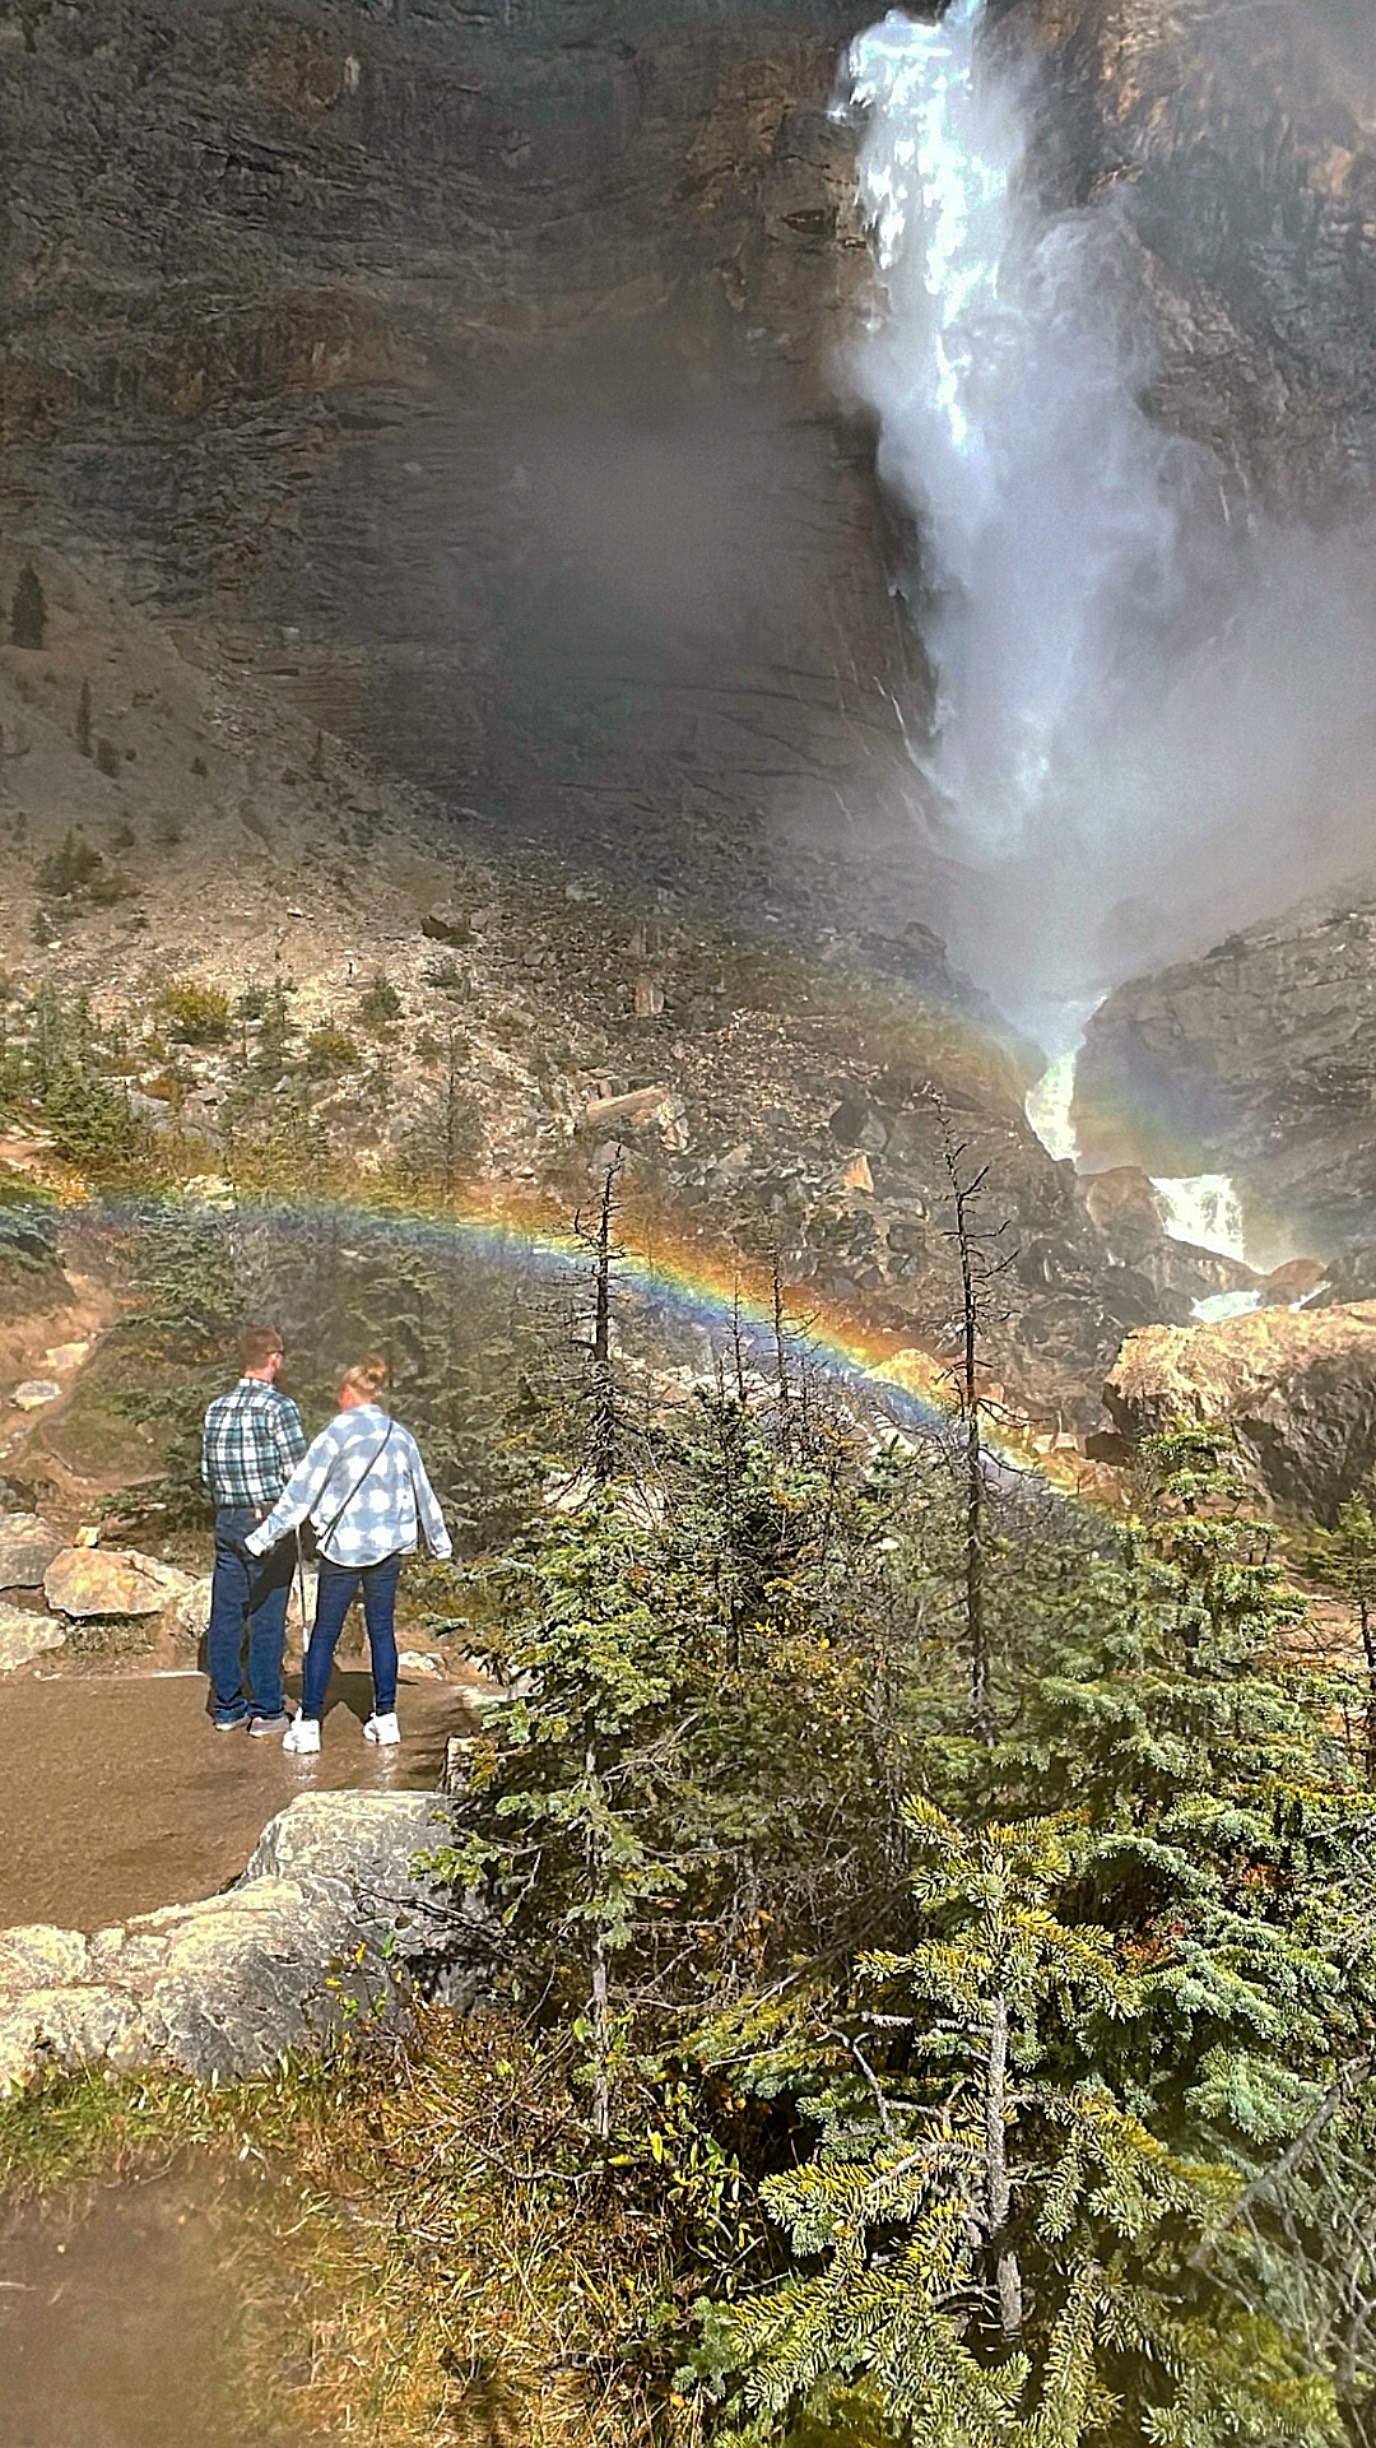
1103, 1299, 1376, 1518
0, 1790, 449, 2091
1074, 898, 1376, 1267
1008, 0, 1376, 506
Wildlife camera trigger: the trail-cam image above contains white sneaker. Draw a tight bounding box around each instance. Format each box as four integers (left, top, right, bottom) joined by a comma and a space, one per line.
363, 1711, 400, 1747
283, 1712, 321, 1754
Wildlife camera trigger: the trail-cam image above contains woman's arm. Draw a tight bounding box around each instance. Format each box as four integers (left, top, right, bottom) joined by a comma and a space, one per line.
407, 1437, 453, 1562
245, 1423, 341, 1554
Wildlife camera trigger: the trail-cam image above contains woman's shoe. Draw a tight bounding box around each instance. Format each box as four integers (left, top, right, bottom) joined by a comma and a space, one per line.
283, 1712, 321, 1753
363, 1711, 400, 1746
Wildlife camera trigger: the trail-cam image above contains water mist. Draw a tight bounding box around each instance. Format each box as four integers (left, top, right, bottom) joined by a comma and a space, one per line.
838, 0, 1376, 1064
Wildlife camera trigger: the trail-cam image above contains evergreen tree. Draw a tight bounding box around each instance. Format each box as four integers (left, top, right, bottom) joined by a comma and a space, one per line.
702, 1803, 1342, 2448
10, 564, 46, 649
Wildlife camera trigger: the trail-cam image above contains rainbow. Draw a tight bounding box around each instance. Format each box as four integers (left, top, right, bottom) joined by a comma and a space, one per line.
64, 1173, 1093, 1494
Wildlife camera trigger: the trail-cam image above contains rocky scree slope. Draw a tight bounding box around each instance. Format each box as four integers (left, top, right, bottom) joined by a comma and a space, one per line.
0, 544, 1187, 1431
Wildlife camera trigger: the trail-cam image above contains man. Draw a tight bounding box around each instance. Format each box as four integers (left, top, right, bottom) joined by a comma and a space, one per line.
201, 1325, 307, 1734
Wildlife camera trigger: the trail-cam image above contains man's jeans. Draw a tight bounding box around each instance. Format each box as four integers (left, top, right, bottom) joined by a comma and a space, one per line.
300, 1553, 402, 1721
207, 1506, 294, 1722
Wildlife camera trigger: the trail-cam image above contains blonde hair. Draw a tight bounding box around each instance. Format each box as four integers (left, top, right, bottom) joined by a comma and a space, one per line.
337, 1353, 390, 1406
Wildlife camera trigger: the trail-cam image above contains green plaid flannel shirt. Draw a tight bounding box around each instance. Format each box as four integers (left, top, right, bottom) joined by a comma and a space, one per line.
201, 1378, 306, 1512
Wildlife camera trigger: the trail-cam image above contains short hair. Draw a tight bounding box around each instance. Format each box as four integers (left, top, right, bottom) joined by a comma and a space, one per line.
337, 1353, 390, 1405
239, 1325, 284, 1372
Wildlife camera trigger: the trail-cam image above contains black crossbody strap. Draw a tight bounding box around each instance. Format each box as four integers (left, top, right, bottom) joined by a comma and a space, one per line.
315, 1419, 395, 1551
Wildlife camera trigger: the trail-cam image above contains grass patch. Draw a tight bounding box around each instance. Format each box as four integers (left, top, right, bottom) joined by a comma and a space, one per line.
0, 2014, 686, 2448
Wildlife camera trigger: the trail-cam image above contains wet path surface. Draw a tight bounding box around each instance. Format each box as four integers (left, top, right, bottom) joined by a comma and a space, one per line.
0, 2165, 299, 2448
0, 1670, 461, 1931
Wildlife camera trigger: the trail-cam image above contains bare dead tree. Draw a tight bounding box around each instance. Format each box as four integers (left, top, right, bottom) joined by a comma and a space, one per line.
928, 1089, 1016, 1749
572, 1149, 626, 1485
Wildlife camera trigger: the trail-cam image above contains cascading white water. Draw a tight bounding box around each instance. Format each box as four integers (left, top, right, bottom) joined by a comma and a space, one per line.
1148, 1174, 1247, 1264
839, 4, 1376, 1050
1024, 1048, 1079, 1165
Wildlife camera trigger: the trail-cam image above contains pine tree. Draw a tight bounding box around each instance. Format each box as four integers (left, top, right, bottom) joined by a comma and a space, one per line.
10, 565, 46, 650
704, 1801, 1343, 2448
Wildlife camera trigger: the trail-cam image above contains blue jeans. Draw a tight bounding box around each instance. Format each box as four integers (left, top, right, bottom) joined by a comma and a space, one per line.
206, 1507, 294, 1721
300, 1552, 401, 1721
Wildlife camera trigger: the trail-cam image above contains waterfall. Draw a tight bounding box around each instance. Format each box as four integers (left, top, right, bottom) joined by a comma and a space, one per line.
1024, 1048, 1079, 1164
1148, 1174, 1247, 1264
839, 4, 1376, 1047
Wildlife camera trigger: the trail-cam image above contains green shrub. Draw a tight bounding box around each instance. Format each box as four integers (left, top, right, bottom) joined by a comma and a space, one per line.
157, 979, 232, 1046
10, 565, 45, 650
303, 1024, 359, 1078
36, 831, 104, 898
357, 972, 403, 1030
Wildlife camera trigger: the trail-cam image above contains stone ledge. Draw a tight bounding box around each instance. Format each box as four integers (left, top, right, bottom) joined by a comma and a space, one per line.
0, 1789, 449, 2092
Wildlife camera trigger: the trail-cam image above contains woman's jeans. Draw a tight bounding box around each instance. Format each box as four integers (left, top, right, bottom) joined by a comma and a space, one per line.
207, 1507, 294, 1722
301, 1552, 402, 1720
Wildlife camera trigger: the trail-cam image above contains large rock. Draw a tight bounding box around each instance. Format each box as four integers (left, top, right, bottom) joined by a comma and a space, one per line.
0, 1603, 64, 1673
0, 1790, 450, 2092
1103, 1299, 1376, 1518
0, 1511, 66, 1590
1075, 900, 1376, 1268
43, 1548, 196, 1620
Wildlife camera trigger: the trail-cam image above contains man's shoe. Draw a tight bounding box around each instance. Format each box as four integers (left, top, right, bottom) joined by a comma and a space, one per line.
212, 1712, 247, 1731
283, 1713, 321, 1754
363, 1711, 401, 1747
248, 1711, 290, 1738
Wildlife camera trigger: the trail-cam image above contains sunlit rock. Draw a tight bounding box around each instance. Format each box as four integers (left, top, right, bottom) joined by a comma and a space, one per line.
0, 1791, 448, 2091
11, 1380, 60, 1412
0, 1605, 64, 1674
44, 1548, 196, 1620
1104, 1298, 1376, 1516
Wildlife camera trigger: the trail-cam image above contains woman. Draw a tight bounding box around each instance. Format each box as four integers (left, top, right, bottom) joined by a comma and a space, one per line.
245, 1355, 452, 1754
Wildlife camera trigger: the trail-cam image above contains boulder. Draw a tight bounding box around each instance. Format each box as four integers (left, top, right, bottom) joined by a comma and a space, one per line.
0, 1511, 66, 1589
421, 903, 472, 947
11, 1380, 60, 1412
175, 1575, 213, 1642
44, 1548, 197, 1620
1104, 1299, 1376, 1518
0, 1603, 64, 1672
579, 1085, 689, 1150
0, 1790, 449, 2091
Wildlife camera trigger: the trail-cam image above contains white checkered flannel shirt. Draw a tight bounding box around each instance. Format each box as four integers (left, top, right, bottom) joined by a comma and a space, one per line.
244, 1403, 453, 1569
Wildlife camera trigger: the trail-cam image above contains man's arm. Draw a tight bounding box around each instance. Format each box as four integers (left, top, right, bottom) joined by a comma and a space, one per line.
272, 1394, 308, 1479
200, 1400, 219, 1494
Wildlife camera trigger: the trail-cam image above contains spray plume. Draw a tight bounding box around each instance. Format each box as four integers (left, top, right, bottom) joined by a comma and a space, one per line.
839, 0, 1376, 1051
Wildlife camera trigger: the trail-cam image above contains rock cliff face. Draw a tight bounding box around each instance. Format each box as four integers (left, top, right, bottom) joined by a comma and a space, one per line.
1074, 895, 1376, 1269
1004, 0, 1376, 508
1, 0, 934, 934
